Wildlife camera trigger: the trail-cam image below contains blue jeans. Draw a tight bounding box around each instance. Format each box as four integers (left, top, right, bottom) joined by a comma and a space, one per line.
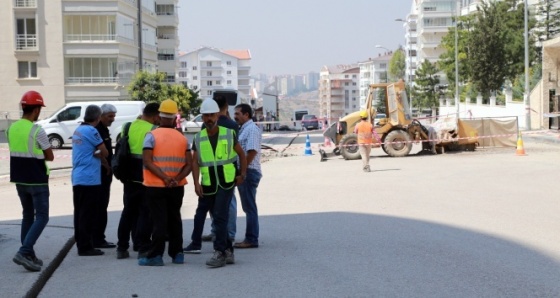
237, 169, 262, 245
16, 184, 50, 257
210, 192, 237, 239
207, 187, 234, 253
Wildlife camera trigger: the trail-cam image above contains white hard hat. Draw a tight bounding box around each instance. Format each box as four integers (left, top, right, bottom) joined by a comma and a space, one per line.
200, 98, 219, 114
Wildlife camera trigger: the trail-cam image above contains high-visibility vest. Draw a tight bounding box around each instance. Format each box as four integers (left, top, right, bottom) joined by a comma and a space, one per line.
143, 127, 188, 187
7, 119, 49, 184
194, 126, 237, 195
127, 119, 156, 183
355, 121, 374, 144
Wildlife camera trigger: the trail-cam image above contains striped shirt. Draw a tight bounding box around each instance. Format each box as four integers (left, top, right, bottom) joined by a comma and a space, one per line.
238, 119, 261, 173
36, 127, 51, 150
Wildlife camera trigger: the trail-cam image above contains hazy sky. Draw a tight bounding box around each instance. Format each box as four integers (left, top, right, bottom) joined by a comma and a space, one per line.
179, 0, 413, 76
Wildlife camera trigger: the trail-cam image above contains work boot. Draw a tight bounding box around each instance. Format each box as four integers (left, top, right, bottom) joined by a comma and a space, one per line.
206, 251, 226, 268
13, 253, 41, 272
225, 248, 235, 264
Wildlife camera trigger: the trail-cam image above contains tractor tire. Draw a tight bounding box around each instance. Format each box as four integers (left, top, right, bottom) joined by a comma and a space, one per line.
339, 133, 361, 160
383, 130, 412, 157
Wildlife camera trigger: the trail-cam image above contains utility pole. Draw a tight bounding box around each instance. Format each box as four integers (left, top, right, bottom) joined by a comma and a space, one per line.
455, 0, 460, 118
524, 0, 531, 130
137, 0, 143, 71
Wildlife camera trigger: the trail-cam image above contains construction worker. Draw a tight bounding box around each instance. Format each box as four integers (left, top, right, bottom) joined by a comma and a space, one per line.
8, 91, 53, 272
353, 110, 376, 172
192, 98, 247, 268
116, 102, 160, 259
139, 99, 192, 266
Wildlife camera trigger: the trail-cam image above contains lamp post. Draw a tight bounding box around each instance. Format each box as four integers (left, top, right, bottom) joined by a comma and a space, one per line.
524, 0, 531, 130
395, 18, 414, 115
375, 45, 390, 83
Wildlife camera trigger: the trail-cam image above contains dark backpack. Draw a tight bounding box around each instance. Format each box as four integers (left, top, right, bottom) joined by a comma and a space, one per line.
111, 122, 132, 181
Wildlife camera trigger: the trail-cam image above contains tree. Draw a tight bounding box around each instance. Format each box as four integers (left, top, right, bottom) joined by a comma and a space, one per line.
388, 48, 406, 82
413, 60, 440, 111
469, 1, 509, 96
128, 71, 169, 103
535, 0, 560, 42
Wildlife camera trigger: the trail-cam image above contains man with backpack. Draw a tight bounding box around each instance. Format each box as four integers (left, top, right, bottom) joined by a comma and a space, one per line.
115, 102, 160, 259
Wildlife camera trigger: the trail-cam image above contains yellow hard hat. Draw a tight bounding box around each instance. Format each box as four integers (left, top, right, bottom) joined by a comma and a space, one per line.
359, 110, 368, 118
159, 99, 178, 114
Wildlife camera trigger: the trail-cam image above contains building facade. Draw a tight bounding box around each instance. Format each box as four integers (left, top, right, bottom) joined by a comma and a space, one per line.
177, 46, 252, 100
1, 0, 178, 118
318, 64, 360, 122
358, 53, 392, 109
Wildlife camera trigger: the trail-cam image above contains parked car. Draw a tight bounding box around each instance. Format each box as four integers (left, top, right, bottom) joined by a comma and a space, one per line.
301, 114, 319, 130
183, 114, 203, 132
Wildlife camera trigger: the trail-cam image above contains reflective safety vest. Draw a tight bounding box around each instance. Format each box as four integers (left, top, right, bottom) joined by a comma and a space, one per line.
127, 119, 157, 183
7, 119, 49, 184
143, 127, 188, 187
194, 126, 237, 195
355, 121, 374, 144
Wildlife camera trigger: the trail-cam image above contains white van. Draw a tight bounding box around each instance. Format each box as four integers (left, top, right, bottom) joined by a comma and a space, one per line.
36, 101, 145, 149
212, 89, 242, 117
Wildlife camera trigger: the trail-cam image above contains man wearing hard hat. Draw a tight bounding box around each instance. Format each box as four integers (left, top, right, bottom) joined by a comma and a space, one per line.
191, 98, 247, 268
8, 91, 53, 272
138, 99, 192, 266
353, 110, 375, 172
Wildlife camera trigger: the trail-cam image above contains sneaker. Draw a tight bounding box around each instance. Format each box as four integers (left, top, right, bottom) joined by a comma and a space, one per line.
225, 249, 235, 264
13, 253, 41, 272
117, 250, 130, 259
206, 251, 226, 268
365, 165, 371, 172
183, 243, 201, 254
78, 249, 104, 256
31, 255, 43, 266
138, 255, 164, 266
201, 233, 214, 242
172, 253, 184, 264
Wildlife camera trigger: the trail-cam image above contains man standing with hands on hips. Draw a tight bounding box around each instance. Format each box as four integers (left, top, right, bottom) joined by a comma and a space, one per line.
191, 98, 247, 268
233, 103, 263, 249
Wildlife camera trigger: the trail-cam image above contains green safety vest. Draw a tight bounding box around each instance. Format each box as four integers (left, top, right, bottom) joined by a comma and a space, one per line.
126, 119, 157, 183
194, 126, 237, 195
7, 119, 49, 184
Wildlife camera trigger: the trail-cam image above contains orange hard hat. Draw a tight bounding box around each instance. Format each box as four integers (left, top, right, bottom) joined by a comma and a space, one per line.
20, 91, 46, 107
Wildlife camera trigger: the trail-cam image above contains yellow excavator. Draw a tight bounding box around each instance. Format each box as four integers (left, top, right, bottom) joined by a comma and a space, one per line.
322, 80, 478, 159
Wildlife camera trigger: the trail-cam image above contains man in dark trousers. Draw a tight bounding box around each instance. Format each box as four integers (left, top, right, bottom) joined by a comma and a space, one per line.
191, 98, 247, 268
184, 95, 239, 254
93, 104, 117, 249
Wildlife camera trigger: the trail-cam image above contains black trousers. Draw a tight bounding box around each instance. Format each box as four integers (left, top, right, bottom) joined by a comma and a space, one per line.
146, 186, 184, 259
117, 182, 152, 252
93, 172, 112, 245
73, 185, 100, 253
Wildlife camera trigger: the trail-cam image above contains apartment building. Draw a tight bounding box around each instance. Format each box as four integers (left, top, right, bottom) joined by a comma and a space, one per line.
318, 64, 360, 122
1, 0, 178, 118
177, 46, 252, 100
358, 53, 392, 109
156, 0, 178, 83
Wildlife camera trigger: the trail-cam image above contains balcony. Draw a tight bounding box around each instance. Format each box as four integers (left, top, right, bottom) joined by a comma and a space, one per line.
64, 34, 116, 42
16, 34, 37, 50
15, 0, 36, 8
66, 77, 117, 84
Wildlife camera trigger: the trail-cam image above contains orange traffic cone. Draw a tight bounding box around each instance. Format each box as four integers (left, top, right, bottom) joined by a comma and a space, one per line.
515, 133, 527, 156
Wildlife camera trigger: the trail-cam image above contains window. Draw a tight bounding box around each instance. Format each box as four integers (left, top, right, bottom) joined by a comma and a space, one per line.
178, 71, 187, 78
192, 85, 198, 90
352, 90, 356, 94
207, 71, 212, 76
352, 75, 357, 78
352, 82, 356, 86
227, 70, 231, 75
380, 63, 387, 69
18, 61, 37, 78
352, 97, 356, 101
207, 90, 212, 95
206, 61, 212, 67
158, 52, 174, 61
227, 80, 232, 85
193, 66, 197, 70
345, 82, 349, 86
216, 80, 221, 85
57, 107, 81, 122
226, 61, 231, 65
193, 76, 198, 80
206, 81, 212, 86
156, 4, 175, 15
180, 61, 187, 68
16, 18, 36, 50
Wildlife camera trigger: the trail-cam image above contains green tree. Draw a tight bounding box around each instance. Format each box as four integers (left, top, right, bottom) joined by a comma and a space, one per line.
535, 0, 560, 42
413, 60, 440, 111
388, 48, 406, 82
128, 71, 169, 102
469, 1, 508, 95
182, 85, 202, 118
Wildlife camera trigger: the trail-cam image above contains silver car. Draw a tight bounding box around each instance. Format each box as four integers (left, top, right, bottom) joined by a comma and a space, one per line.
183, 114, 203, 132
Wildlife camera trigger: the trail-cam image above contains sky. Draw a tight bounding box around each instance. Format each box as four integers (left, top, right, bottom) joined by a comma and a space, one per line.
179, 0, 413, 76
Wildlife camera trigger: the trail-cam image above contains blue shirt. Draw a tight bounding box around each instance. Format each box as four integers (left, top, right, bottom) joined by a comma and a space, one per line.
72, 124, 103, 186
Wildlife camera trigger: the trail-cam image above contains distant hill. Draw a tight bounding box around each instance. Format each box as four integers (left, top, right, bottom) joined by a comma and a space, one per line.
277, 90, 319, 122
